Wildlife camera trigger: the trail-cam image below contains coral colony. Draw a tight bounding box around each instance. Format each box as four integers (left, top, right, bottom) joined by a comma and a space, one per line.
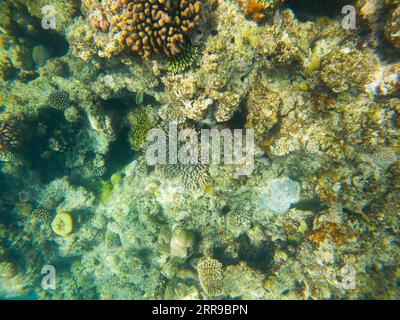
0, 0, 399, 300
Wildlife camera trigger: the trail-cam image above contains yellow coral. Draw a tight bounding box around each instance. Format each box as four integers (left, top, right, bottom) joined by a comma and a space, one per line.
51, 211, 73, 237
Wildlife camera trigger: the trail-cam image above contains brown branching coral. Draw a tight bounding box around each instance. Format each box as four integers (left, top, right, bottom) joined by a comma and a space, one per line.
82, 0, 202, 59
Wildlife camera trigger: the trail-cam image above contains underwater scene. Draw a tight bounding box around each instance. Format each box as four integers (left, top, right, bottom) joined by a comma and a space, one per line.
0, 0, 399, 300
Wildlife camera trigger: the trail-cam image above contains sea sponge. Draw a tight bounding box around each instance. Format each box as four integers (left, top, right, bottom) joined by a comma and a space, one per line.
47, 90, 71, 110
170, 229, 195, 258
51, 211, 73, 237
82, 0, 202, 59
197, 257, 223, 295
258, 177, 300, 213
0, 117, 21, 152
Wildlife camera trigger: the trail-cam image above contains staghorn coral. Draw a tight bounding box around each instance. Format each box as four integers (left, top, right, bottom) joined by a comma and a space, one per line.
197, 257, 223, 296
81, 0, 202, 59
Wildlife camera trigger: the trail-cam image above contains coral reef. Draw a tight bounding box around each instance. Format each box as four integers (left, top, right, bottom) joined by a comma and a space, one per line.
0, 0, 399, 302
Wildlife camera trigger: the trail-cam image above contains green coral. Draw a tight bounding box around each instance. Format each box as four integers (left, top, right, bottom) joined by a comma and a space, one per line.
166, 46, 199, 74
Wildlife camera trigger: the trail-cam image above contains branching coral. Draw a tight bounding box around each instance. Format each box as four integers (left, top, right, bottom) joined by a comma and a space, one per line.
82, 0, 202, 59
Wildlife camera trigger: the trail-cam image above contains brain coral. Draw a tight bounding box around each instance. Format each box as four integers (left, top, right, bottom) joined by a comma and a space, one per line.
83, 0, 202, 59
